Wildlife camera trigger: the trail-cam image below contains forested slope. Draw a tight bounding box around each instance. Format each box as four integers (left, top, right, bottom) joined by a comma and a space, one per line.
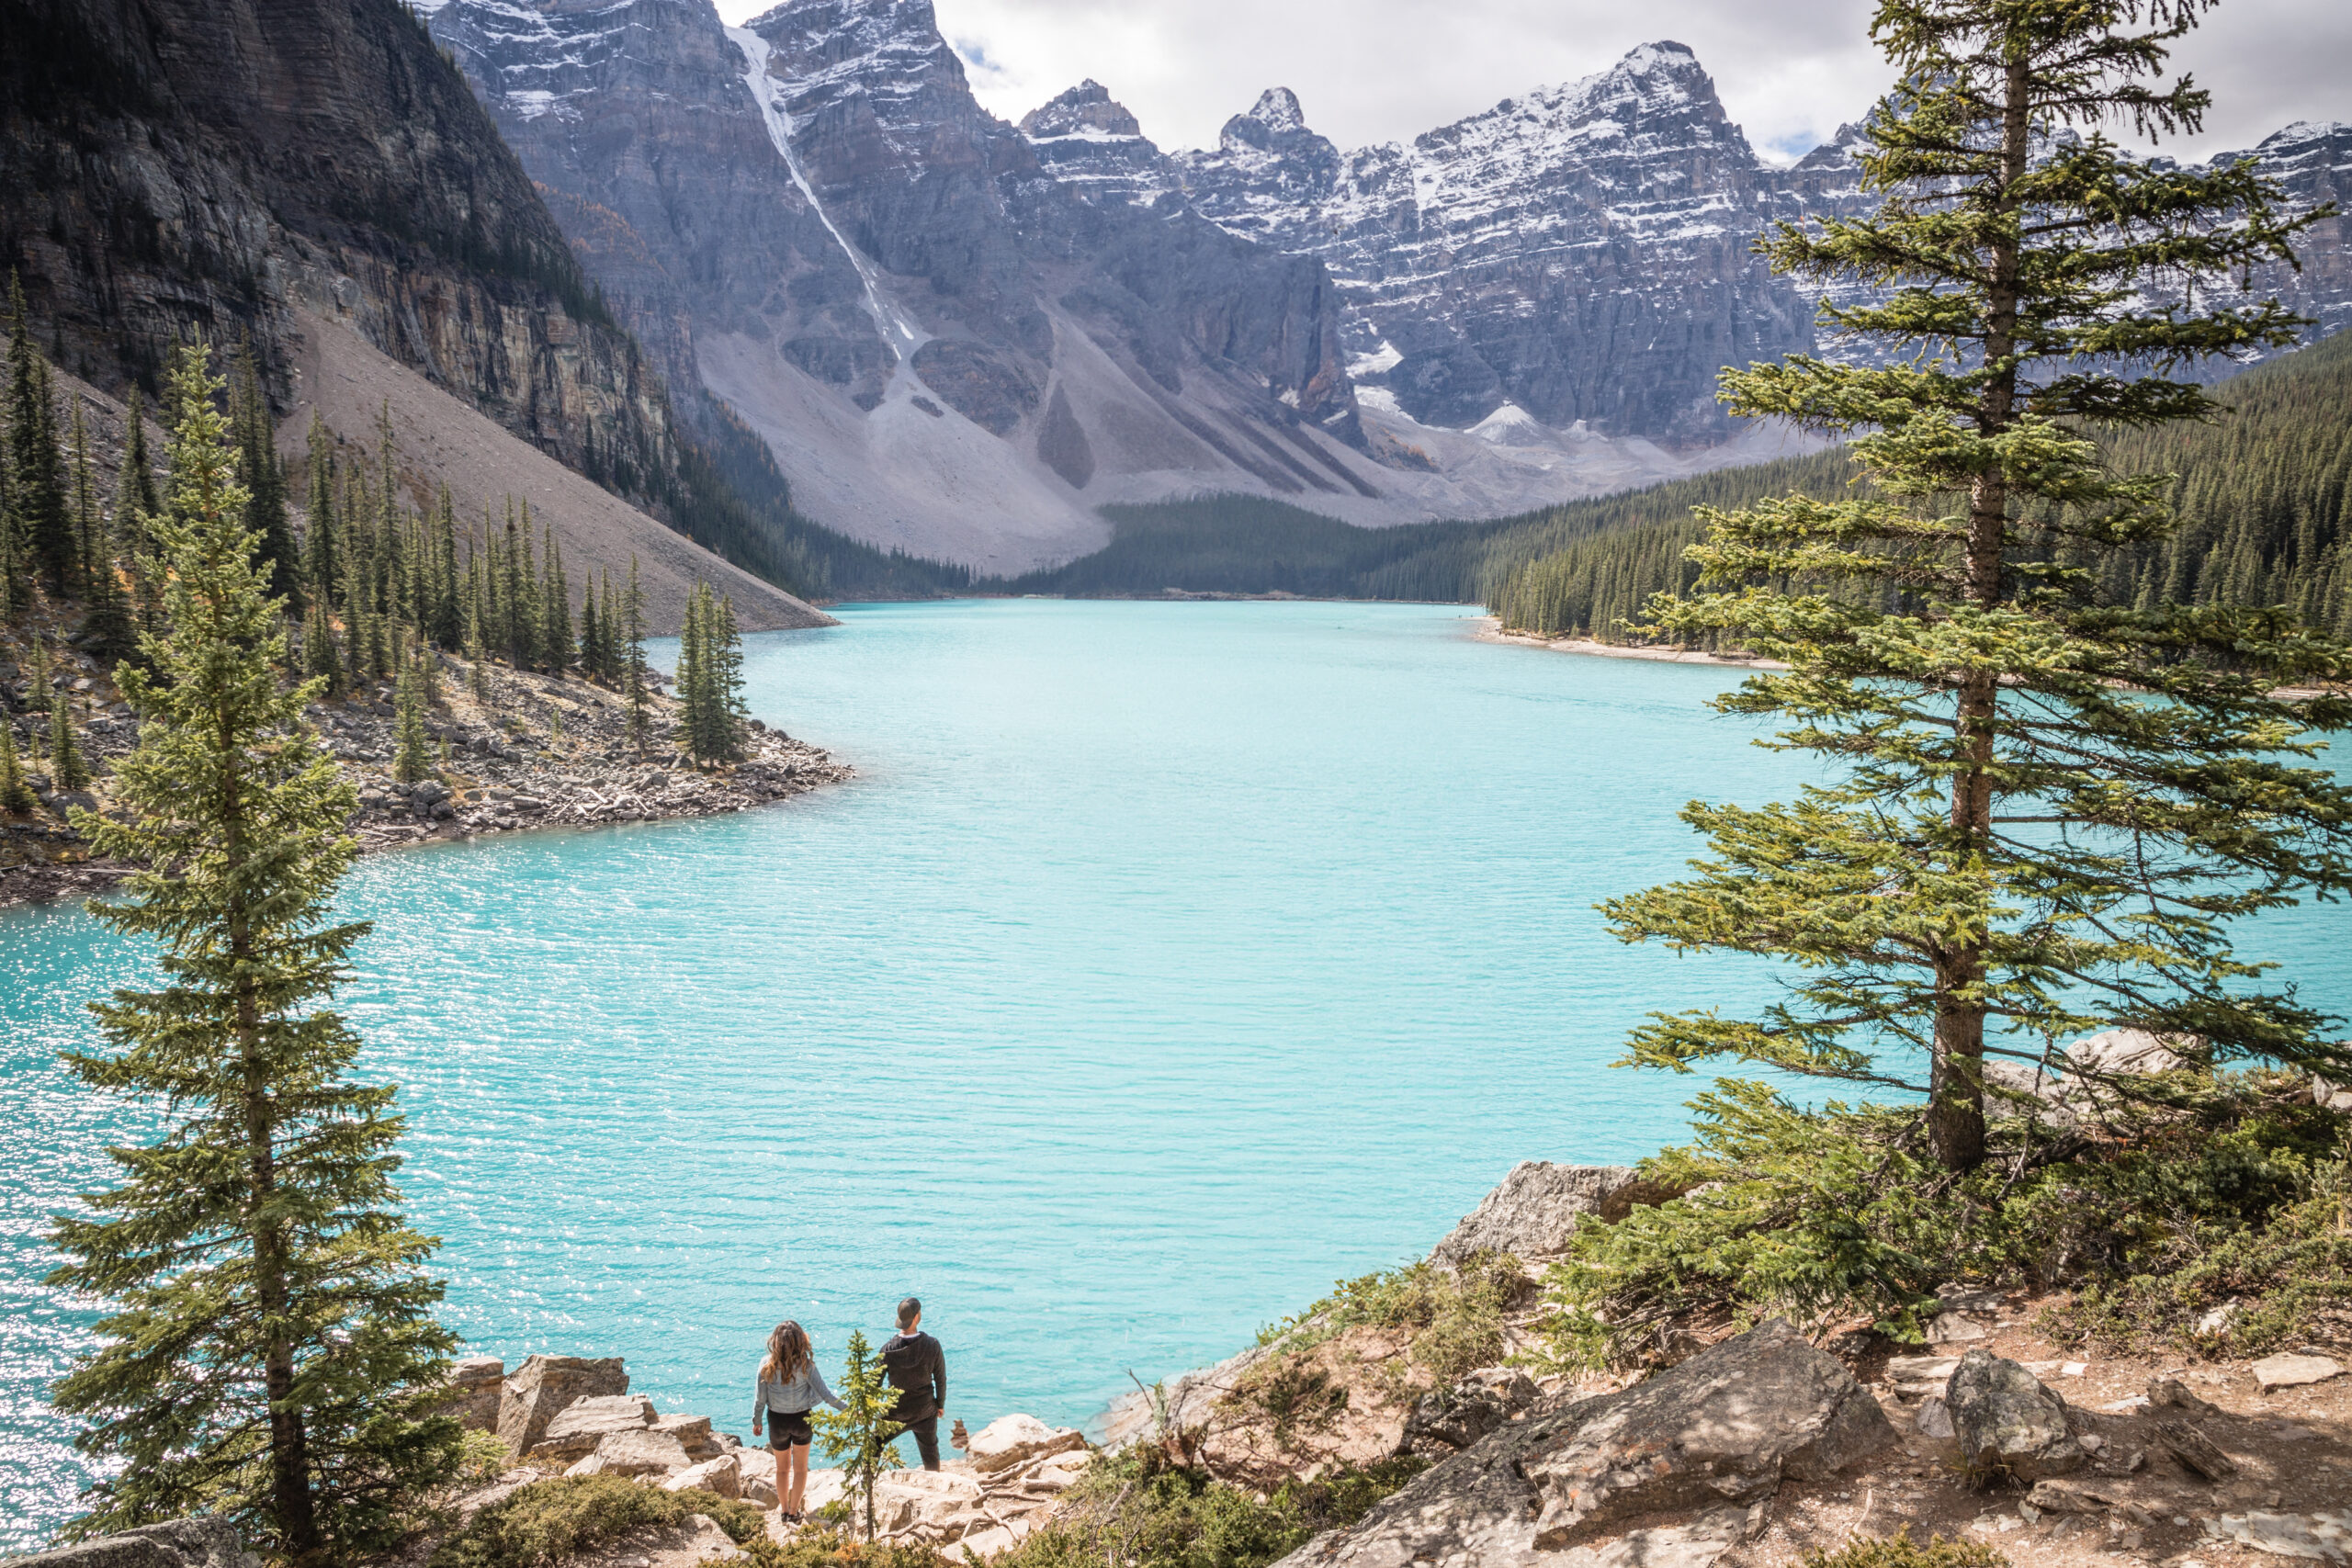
1491, 331, 2352, 639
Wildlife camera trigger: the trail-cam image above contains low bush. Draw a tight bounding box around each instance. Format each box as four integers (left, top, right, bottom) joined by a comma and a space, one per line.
1257, 1251, 1523, 1385
430, 1476, 706, 1568
1541, 1074, 2347, 1368
997, 1448, 1422, 1568
1803, 1532, 2007, 1568
727, 1529, 948, 1568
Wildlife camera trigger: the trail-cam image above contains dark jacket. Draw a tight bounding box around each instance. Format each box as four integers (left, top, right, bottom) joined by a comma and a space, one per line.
878, 1331, 945, 1421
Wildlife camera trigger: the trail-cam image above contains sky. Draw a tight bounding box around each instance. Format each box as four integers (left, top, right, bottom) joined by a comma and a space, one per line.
716, 0, 2350, 165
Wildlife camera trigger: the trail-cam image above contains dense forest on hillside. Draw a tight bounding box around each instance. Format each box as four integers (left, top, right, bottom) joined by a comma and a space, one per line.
1491, 330, 2352, 640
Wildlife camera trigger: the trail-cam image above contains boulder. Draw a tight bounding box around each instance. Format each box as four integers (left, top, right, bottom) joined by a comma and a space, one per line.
497, 1354, 628, 1454
526, 1392, 656, 1461
967, 1414, 1087, 1475
1398, 1368, 1541, 1456
2066, 1029, 2192, 1077
1430, 1163, 1666, 1266
4, 1518, 260, 1568
741, 1470, 779, 1507
1270, 1321, 1892, 1568
662, 1454, 743, 1499
583, 1427, 697, 1477
870, 1467, 989, 1540
445, 1356, 505, 1432
1946, 1349, 2085, 1483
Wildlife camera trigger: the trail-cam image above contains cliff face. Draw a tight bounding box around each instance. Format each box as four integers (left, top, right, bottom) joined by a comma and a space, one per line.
422, 0, 1392, 571
0, 0, 692, 491
1174, 45, 1820, 442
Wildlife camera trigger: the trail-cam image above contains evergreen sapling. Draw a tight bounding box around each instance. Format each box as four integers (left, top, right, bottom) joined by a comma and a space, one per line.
812, 1329, 905, 1541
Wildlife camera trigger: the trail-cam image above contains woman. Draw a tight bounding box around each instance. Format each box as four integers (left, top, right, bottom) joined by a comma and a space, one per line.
751, 1321, 842, 1520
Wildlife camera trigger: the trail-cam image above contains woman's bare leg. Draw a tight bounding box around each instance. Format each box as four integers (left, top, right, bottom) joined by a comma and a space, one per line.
786, 1443, 810, 1515
773, 1445, 789, 1513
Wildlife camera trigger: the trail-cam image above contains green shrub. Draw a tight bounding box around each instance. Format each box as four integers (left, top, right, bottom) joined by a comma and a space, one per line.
430, 1476, 701, 1568
726, 1529, 947, 1568
454, 1428, 514, 1487
997, 1449, 1422, 1568
1802, 1532, 2007, 1568
1542, 1074, 2347, 1368
1256, 1252, 1522, 1386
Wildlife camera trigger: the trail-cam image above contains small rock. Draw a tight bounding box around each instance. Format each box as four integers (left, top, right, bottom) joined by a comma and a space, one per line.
1917, 1398, 1955, 1439
2200, 1301, 2248, 1337
2209, 1511, 2352, 1561
2030, 1479, 2115, 1514
1401, 1367, 1542, 1455
2253, 1354, 2344, 1391
1948, 1348, 2086, 1483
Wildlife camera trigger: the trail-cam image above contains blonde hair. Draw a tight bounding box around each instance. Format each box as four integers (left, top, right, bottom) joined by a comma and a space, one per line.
760, 1321, 812, 1385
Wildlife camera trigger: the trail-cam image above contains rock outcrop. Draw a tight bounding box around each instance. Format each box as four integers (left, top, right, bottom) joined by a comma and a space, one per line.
1273, 1322, 1894, 1568
6, 1519, 259, 1568
498, 1355, 631, 1456
1429, 1162, 1660, 1265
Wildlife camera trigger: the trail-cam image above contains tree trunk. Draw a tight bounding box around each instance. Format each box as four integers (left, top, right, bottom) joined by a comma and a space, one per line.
1930, 47, 2032, 1173
221, 689, 319, 1557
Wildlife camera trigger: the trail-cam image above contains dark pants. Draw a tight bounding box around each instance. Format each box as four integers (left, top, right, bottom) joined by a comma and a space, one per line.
900, 1415, 940, 1471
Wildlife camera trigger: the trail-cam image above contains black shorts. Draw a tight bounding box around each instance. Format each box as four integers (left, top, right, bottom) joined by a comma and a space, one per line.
766, 1411, 813, 1450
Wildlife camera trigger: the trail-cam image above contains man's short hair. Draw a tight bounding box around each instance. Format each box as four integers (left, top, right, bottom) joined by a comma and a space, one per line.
898, 1296, 922, 1329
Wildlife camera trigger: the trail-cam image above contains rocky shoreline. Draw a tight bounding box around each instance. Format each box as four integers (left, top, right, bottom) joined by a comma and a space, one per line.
1471, 616, 1788, 669
1, 646, 850, 912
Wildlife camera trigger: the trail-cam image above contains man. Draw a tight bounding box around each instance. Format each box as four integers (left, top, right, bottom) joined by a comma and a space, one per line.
879, 1296, 947, 1471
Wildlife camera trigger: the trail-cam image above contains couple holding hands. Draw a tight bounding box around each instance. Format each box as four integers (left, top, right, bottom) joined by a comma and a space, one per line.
751, 1296, 947, 1520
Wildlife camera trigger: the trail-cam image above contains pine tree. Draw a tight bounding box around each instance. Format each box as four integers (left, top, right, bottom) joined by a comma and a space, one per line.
73, 400, 136, 660
392, 653, 431, 785
1604, 0, 2352, 1173
10, 280, 73, 595
232, 344, 300, 610
623, 556, 649, 755
303, 598, 345, 697
0, 719, 33, 814
675, 584, 707, 761
812, 1330, 905, 1542
303, 412, 339, 604
49, 697, 90, 790
578, 576, 604, 686
48, 343, 459, 1557
118, 385, 160, 547
27, 633, 53, 714
539, 524, 574, 674
710, 594, 747, 761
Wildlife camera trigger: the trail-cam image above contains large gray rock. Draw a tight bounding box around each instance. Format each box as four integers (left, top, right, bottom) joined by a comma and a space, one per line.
5, 1518, 258, 1568
527, 1392, 657, 1462
1274, 1321, 1894, 1568
967, 1414, 1087, 1475
568, 1426, 695, 1479
1946, 1349, 2086, 1483
498, 1355, 629, 1455
1430, 1163, 1659, 1266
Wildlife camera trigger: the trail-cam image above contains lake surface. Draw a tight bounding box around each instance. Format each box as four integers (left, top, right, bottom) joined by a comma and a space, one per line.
4, 599, 2347, 1545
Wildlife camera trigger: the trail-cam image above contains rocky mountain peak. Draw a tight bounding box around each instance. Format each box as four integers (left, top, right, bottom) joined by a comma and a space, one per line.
1244, 86, 1308, 135
1019, 79, 1143, 140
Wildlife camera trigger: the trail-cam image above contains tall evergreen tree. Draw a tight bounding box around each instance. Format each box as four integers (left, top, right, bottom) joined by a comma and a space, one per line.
49, 343, 458, 1558
675, 584, 708, 761
539, 525, 575, 673
709, 593, 747, 762
302, 598, 345, 697
0, 719, 33, 814
302, 412, 339, 604
49, 698, 89, 790
118, 385, 160, 547
10, 280, 73, 594
392, 653, 431, 785
1604, 0, 2352, 1172
578, 575, 604, 685
623, 556, 649, 755
232, 344, 299, 610
74, 399, 137, 661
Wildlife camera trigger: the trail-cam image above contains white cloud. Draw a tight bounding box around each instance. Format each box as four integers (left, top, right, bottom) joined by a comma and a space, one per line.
718, 0, 2348, 165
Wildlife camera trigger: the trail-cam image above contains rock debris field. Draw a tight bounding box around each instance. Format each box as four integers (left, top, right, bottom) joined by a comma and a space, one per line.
0, 643, 850, 909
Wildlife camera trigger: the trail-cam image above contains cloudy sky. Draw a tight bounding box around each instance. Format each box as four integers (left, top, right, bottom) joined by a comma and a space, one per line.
718, 0, 2347, 164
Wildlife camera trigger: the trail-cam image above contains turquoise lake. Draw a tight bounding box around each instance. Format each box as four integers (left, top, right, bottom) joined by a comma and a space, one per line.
5, 598, 2349, 1544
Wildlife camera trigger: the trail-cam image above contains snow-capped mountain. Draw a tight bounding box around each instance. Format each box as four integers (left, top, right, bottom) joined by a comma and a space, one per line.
1173, 43, 1817, 440
415, 0, 2349, 566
